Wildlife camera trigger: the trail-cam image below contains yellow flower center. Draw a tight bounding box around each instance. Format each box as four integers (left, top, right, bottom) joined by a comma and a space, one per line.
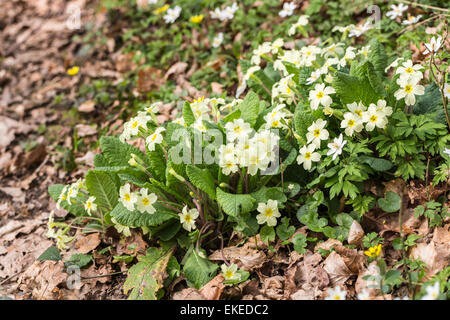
404, 85, 413, 93
234, 126, 242, 133
305, 152, 311, 160
132, 121, 138, 128
405, 67, 414, 74
142, 198, 149, 206
370, 115, 378, 123
313, 129, 321, 137
225, 270, 234, 278
333, 295, 341, 300
265, 208, 273, 217
355, 110, 362, 117
87, 202, 92, 208
185, 214, 191, 223
348, 119, 355, 127
316, 91, 324, 99
125, 194, 131, 201
226, 163, 233, 168
272, 120, 280, 127
151, 134, 158, 141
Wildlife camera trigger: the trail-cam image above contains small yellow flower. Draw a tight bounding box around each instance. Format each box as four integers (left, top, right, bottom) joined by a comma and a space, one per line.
153, 4, 169, 14
364, 244, 382, 258
190, 14, 204, 24
67, 66, 80, 76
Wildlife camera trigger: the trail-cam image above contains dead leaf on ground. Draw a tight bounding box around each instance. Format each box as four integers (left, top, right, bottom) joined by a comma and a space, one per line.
78, 100, 96, 113
348, 220, 364, 246
0, 116, 34, 150
262, 275, 285, 299
355, 261, 381, 296
75, 124, 97, 137
17, 260, 67, 300
164, 62, 188, 81
209, 243, 267, 271
410, 238, 450, 277
137, 67, 164, 92
172, 287, 206, 300
75, 233, 101, 254
199, 274, 225, 300
323, 251, 353, 286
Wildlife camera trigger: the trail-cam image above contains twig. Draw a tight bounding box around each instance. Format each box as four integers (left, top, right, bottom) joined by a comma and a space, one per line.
396, 0, 450, 13
81, 270, 126, 280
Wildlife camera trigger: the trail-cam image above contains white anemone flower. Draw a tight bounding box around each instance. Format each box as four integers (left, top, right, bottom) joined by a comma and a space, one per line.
163, 6, 181, 24
212, 32, 224, 48
444, 83, 450, 99
402, 15, 421, 25
421, 282, 440, 300
386, 4, 408, 19
325, 287, 347, 300
327, 134, 347, 161
423, 36, 442, 56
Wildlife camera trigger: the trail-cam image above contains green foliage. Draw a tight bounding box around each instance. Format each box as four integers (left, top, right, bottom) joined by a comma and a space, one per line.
378, 191, 401, 213
124, 247, 176, 300
182, 247, 218, 289
37, 246, 62, 262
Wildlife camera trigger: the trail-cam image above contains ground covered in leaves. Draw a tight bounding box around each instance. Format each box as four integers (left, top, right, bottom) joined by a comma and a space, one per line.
0, 0, 449, 300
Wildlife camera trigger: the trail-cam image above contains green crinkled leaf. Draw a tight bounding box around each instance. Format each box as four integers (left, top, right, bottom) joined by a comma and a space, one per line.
182, 247, 218, 289
276, 217, 295, 240
147, 144, 167, 182
64, 253, 92, 268
367, 38, 387, 77
292, 233, 307, 254
413, 82, 445, 124
260, 226, 275, 243
359, 155, 393, 172
48, 184, 87, 216
110, 203, 175, 227
124, 247, 175, 300
216, 188, 255, 217
186, 165, 216, 200
37, 246, 61, 262
230, 212, 259, 236
239, 91, 260, 126
182, 101, 196, 126
294, 108, 314, 141
100, 136, 148, 167
250, 186, 287, 204
378, 191, 401, 213
85, 170, 119, 211
332, 70, 380, 106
